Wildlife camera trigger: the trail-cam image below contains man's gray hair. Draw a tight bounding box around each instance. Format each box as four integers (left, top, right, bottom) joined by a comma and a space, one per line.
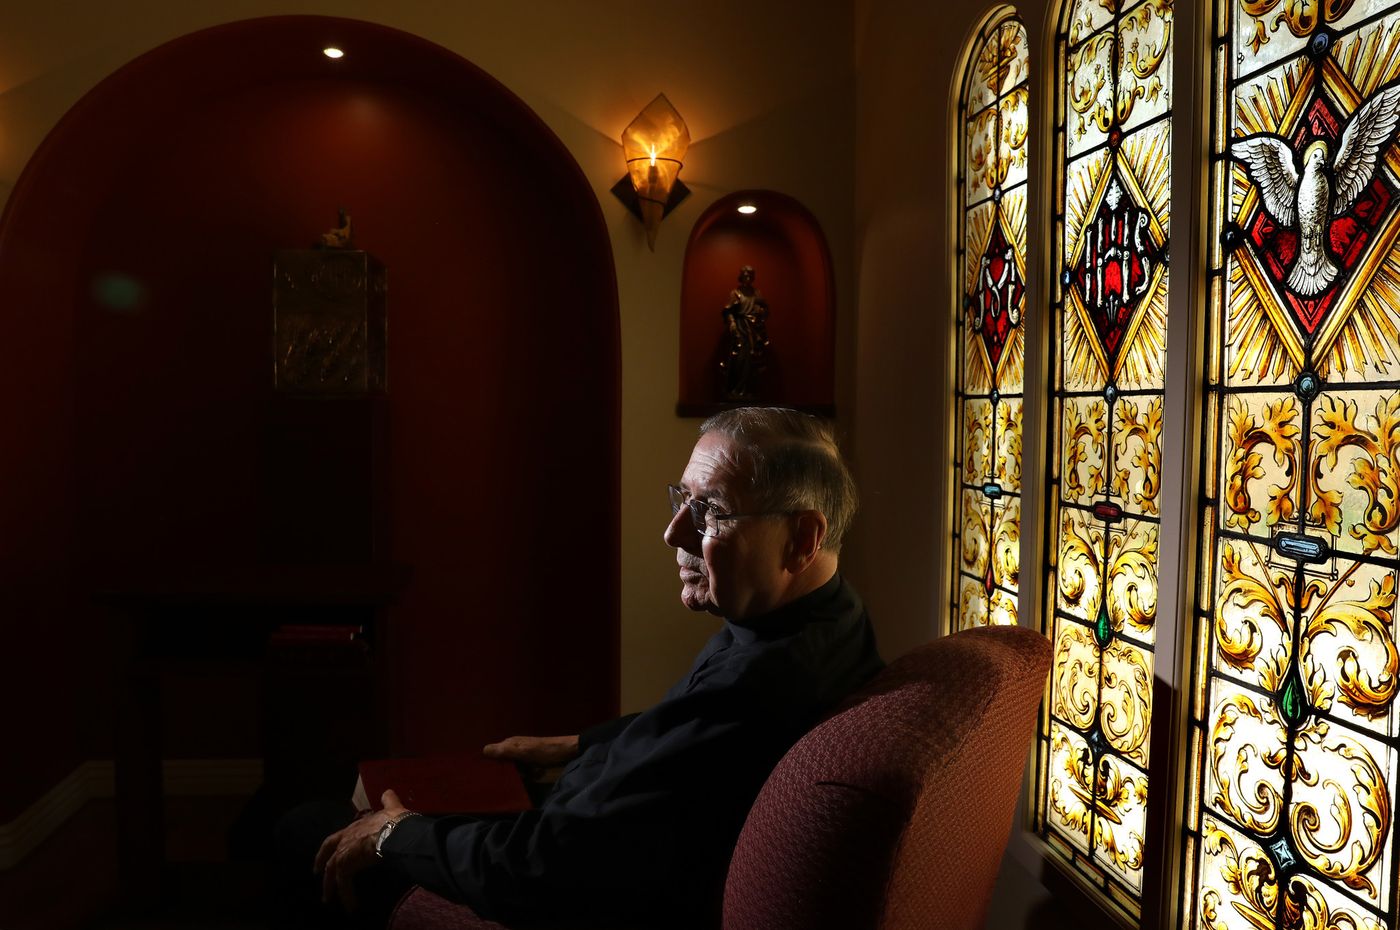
699, 407, 857, 554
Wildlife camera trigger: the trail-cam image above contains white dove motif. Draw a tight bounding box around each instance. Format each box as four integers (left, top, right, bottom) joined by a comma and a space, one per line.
1232, 83, 1400, 297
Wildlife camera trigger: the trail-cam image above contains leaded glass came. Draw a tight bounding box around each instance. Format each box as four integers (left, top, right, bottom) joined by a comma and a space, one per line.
1185, 1, 1400, 927
953, 11, 1029, 632
1036, 0, 1173, 920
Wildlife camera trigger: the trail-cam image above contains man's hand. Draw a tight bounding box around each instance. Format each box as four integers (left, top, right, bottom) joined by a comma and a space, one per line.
482, 734, 580, 771
313, 789, 409, 913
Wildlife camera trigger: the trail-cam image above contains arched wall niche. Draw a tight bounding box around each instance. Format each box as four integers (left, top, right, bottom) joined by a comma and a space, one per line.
677, 190, 835, 417
0, 14, 619, 816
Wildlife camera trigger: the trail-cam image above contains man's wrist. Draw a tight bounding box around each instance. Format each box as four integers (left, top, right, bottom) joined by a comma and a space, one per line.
374, 810, 420, 858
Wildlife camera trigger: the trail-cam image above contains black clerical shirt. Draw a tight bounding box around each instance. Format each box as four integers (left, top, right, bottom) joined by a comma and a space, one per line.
382, 574, 883, 927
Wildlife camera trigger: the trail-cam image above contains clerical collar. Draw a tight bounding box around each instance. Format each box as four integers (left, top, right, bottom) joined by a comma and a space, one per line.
726, 573, 843, 642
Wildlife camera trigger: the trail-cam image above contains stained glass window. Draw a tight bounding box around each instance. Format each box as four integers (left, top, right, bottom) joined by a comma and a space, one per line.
953, 10, 1029, 632
1035, 0, 1173, 920
1185, 1, 1400, 927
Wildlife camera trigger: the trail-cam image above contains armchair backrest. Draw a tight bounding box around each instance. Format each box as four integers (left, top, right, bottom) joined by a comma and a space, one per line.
722, 625, 1051, 930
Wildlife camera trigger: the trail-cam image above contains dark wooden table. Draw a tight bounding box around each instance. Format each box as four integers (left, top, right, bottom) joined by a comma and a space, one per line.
100, 562, 410, 909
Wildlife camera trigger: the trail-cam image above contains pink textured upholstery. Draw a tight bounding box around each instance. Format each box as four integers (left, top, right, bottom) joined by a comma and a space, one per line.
390, 625, 1050, 930
723, 625, 1051, 930
389, 887, 508, 930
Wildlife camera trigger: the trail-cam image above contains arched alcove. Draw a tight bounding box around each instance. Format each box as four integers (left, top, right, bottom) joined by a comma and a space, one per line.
677, 190, 835, 417
0, 15, 619, 808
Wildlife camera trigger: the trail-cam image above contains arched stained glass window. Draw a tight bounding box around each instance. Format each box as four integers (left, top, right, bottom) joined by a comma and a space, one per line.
1036, 0, 1173, 919
952, 9, 1029, 632
1185, 1, 1400, 927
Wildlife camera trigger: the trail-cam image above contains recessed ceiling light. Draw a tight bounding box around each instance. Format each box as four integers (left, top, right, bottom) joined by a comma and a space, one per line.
737, 204, 757, 215
323, 47, 345, 59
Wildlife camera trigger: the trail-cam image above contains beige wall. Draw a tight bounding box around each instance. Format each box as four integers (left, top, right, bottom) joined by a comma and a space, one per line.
0, 1, 857, 713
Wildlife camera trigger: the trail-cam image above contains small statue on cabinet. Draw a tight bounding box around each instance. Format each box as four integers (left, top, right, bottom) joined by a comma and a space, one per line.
317, 206, 353, 249
720, 265, 770, 400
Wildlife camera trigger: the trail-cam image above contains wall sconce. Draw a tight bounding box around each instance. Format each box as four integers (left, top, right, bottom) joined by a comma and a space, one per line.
610, 94, 690, 250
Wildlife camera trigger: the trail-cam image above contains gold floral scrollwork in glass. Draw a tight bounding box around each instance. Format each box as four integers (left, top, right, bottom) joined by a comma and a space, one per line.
1067, 31, 1117, 137
963, 399, 993, 487
1066, 0, 1118, 46
967, 107, 1002, 197
1216, 541, 1292, 676
1048, 727, 1147, 882
1114, 396, 1162, 515
1289, 721, 1390, 898
1000, 87, 1031, 187
1240, 0, 1357, 53
997, 398, 1024, 492
1057, 513, 1159, 637
1049, 725, 1095, 848
1223, 396, 1301, 532
1121, 0, 1172, 90
993, 498, 1022, 606
1301, 564, 1399, 720
1209, 691, 1287, 836
1311, 393, 1400, 555
1052, 621, 1100, 731
1101, 641, 1152, 765
1066, 0, 1172, 138
1064, 399, 1109, 501
959, 577, 988, 630
1058, 513, 1102, 619
960, 490, 990, 582
958, 494, 1021, 630
1095, 754, 1148, 883
977, 19, 1027, 100
1203, 814, 1388, 930
1201, 819, 1280, 929
1107, 522, 1159, 636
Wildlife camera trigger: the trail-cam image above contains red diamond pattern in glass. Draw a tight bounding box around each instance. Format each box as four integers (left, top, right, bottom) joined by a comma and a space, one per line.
973, 219, 1024, 371
1070, 170, 1165, 374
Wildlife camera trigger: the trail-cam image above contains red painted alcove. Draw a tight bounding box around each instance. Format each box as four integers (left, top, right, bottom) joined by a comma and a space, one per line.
677, 190, 835, 417
0, 15, 619, 816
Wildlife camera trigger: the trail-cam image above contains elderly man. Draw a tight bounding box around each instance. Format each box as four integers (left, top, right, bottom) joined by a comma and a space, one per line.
306, 407, 882, 928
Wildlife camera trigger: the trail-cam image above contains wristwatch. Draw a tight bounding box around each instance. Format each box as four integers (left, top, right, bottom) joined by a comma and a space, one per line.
374, 810, 419, 858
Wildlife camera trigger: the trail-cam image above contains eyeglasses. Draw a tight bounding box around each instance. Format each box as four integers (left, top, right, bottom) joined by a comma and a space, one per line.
667, 484, 791, 538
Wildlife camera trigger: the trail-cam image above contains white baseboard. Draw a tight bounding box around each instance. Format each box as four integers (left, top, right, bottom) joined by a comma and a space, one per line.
0, 758, 263, 870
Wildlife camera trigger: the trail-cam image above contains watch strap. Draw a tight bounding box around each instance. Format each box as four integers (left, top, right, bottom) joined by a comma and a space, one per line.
374, 810, 420, 858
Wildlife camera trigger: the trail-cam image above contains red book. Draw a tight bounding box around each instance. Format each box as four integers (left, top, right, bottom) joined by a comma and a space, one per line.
352, 753, 532, 815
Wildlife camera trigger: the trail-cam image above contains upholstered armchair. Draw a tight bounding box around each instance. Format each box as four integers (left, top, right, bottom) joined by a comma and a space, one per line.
389, 624, 1051, 930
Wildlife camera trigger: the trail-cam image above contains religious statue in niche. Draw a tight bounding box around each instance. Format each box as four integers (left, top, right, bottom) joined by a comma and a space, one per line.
720, 265, 770, 400
318, 206, 353, 250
